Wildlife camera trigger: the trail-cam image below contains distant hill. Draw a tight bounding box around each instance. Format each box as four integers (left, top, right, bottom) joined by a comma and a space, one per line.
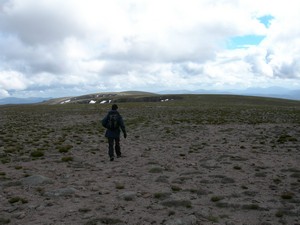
41, 91, 170, 105
1, 88, 299, 105
40, 91, 300, 106
159, 87, 300, 100
0, 97, 51, 105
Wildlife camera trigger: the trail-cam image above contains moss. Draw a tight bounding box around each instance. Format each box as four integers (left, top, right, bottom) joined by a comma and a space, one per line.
154, 192, 171, 200
233, 165, 242, 170
273, 178, 281, 184
211, 196, 224, 202
242, 204, 260, 210
161, 199, 192, 208
61, 156, 73, 162
0, 158, 10, 164
84, 217, 123, 225
0, 172, 6, 176
171, 185, 182, 192
277, 134, 297, 143
78, 208, 92, 213
149, 167, 164, 173
290, 173, 300, 178
58, 144, 73, 153
207, 215, 219, 223
0, 218, 10, 224
281, 192, 294, 200
275, 210, 284, 218
8, 196, 28, 204
30, 150, 44, 158
115, 183, 125, 190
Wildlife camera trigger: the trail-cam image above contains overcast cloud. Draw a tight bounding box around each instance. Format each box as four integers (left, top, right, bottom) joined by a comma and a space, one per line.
0, 0, 300, 98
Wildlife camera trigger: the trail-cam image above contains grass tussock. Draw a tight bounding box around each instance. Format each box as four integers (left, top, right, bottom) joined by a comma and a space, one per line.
154, 192, 171, 200
58, 144, 73, 153
61, 156, 73, 162
8, 196, 28, 204
161, 199, 192, 208
281, 192, 294, 200
211, 196, 224, 202
30, 150, 44, 158
149, 167, 164, 173
0, 218, 11, 224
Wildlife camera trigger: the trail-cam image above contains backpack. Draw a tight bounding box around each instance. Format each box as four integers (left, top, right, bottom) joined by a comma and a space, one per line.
106, 112, 120, 130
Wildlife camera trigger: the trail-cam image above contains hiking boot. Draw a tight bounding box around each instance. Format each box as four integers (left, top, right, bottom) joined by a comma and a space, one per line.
110, 157, 114, 161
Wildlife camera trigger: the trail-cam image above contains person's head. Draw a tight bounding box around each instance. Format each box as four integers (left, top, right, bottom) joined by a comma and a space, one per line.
112, 104, 118, 110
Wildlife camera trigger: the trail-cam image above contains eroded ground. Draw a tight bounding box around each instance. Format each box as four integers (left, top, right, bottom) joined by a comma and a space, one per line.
1, 97, 300, 225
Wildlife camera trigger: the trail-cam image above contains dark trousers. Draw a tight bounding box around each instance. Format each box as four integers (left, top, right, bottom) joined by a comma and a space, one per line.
108, 137, 121, 158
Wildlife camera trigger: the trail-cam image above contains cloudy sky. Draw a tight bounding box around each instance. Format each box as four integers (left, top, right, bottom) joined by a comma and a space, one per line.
1, 0, 300, 98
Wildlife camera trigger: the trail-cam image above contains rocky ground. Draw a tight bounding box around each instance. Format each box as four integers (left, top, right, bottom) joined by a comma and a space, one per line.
1, 96, 300, 225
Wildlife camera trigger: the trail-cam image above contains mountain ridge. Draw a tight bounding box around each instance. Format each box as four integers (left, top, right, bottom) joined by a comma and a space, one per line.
1, 88, 299, 105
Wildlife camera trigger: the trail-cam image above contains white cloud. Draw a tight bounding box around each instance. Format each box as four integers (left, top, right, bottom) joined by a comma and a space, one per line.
0, 0, 300, 98
0, 70, 28, 90
0, 89, 9, 98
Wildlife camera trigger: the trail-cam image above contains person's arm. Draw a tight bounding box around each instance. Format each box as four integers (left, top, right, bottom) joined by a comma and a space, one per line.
119, 116, 127, 138
101, 115, 108, 128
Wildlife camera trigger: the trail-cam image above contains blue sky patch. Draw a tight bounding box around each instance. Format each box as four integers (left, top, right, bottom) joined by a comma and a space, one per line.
226, 15, 273, 49
258, 15, 274, 28
227, 35, 265, 49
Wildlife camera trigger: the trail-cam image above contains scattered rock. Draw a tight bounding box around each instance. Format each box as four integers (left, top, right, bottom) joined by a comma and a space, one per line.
14, 211, 26, 219
2, 180, 22, 187
118, 191, 136, 201
44, 187, 77, 197
1, 104, 300, 225
155, 175, 169, 183
21, 175, 53, 186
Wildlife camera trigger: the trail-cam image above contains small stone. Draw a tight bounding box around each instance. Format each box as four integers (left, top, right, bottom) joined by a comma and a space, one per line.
164, 215, 197, 225
119, 191, 136, 201
21, 175, 53, 186
44, 187, 76, 197
14, 211, 26, 219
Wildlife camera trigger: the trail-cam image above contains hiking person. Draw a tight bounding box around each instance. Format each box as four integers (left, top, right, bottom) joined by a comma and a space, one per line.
102, 104, 127, 161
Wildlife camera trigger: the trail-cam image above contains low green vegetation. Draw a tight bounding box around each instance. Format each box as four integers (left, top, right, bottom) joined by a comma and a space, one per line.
275, 210, 284, 218
277, 134, 298, 143
0, 94, 299, 224
0, 172, 6, 176
233, 165, 242, 170
211, 196, 224, 202
84, 217, 123, 225
149, 167, 164, 173
242, 204, 260, 210
58, 144, 73, 153
0, 218, 11, 224
8, 196, 28, 204
61, 156, 73, 162
115, 183, 125, 190
281, 192, 294, 200
30, 150, 44, 158
171, 185, 182, 192
153, 192, 171, 200
161, 199, 192, 208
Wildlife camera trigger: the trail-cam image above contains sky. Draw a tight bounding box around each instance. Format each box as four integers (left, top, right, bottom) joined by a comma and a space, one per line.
0, 0, 300, 98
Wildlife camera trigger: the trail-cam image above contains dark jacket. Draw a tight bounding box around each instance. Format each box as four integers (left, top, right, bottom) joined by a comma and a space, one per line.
102, 110, 126, 138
